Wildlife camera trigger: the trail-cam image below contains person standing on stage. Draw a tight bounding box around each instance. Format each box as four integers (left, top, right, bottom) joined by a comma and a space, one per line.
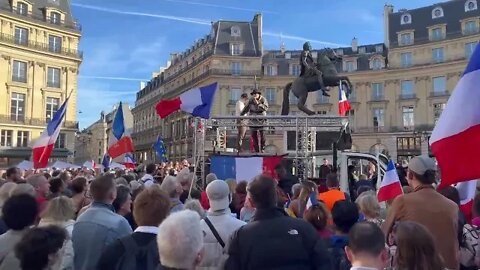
241, 89, 269, 153
236, 93, 249, 152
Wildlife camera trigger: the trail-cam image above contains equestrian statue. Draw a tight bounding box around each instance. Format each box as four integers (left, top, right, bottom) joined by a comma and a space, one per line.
281, 42, 354, 115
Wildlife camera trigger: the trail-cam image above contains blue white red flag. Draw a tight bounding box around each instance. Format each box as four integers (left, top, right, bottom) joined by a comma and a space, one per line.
377, 160, 403, 202
156, 82, 217, 119
210, 155, 283, 183
306, 192, 318, 210
338, 82, 351, 116
124, 153, 135, 169
430, 43, 480, 188
32, 98, 69, 169
108, 102, 134, 158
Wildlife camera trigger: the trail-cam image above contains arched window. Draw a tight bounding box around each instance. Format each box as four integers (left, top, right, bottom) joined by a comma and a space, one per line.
231, 26, 241, 37
371, 58, 383, 70
432, 7, 444, 19
401, 13, 412, 25
465, 0, 478, 11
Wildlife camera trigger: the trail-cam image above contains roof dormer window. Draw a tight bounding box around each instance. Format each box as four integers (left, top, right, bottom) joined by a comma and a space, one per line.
231, 26, 241, 37
50, 11, 61, 24
466, 0, 478, 11
401, 13, 412, 25
16, 2, 28, 15
432, 7, 444, 19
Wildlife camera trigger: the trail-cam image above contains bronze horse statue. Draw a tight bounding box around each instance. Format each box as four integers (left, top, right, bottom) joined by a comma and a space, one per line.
281, 48, 354, 115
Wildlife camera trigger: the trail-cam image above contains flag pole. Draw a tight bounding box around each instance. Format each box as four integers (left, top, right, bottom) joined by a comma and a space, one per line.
188, 117, 198, 199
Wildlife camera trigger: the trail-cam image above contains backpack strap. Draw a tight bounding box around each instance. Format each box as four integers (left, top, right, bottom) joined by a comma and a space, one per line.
204, 217, 225, 248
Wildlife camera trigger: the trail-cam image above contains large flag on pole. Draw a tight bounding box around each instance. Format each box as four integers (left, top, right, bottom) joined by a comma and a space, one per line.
338, 82, 351, 116
108, 102, 134, 158
32, 98, 69, 169
156, 82, 217, 119
377, 160, 403, 202
430, 44, 480, 188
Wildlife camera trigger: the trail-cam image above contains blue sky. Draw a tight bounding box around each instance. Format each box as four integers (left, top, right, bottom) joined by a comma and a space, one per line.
73, 0, 442, 128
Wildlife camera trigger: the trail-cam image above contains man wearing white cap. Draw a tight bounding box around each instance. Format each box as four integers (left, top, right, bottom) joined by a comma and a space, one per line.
198, 180, 246, 269
383, 155, 459, 270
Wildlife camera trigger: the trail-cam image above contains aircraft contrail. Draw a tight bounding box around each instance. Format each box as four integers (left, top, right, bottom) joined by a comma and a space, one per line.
72, 3, 211, 25
263, 31, 348, 47
163, 0, 277, 14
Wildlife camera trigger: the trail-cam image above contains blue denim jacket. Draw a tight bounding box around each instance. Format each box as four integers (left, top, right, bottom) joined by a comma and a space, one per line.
72, 202, 132, 270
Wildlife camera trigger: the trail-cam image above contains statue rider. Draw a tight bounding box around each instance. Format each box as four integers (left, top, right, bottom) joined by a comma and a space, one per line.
300, 41, 329, 97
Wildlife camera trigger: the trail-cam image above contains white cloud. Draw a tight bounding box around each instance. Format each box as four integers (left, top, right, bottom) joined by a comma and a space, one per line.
72, 3, 211, 25
163, 0, 278, 14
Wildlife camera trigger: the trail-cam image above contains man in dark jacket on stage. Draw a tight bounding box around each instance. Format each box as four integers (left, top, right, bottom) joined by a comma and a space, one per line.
225, 175, 331, 270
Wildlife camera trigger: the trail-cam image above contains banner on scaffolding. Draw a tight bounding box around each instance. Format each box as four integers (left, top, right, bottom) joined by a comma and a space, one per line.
210, 155, 285, 183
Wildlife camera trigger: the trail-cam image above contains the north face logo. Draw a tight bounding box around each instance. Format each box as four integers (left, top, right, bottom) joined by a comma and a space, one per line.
288, 229, 298, 235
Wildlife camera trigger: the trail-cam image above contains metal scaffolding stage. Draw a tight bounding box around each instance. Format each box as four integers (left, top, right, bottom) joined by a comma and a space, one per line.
189, 115, 348, 185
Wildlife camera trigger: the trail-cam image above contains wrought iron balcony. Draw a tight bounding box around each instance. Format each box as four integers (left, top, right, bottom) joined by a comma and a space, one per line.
429, 91, 449, 97
371, 94, 385, 101
398, 93, 417, 100
0, 33, 83, 59
0, 115, 78, 129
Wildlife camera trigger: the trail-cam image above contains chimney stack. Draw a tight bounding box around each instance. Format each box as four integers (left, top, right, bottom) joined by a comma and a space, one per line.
352, 37, 358, 52
140, 81, 146, 90
384, 4, 394, 48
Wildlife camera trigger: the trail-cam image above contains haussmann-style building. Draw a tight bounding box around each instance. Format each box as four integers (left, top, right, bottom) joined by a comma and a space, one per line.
0, 0, 82, 167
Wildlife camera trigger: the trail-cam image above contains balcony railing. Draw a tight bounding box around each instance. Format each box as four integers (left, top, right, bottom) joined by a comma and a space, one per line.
0, 33, 83, 59
398, 93, 417, 100
0, 115, 78, 129
354, 124, 435, 134
371, 95, 385, 101
0, 5, 82, 31
430, 91, 449, 97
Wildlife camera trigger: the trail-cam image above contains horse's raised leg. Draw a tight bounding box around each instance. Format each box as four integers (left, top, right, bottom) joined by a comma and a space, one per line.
297, 94, 315, 115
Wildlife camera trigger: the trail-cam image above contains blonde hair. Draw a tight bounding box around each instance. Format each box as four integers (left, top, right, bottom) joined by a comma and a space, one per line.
41, 196, 75, 221
355, 190, 380, 218
225, 178, 237, 193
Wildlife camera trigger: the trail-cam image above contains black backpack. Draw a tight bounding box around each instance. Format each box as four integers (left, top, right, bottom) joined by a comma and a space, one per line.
114, 236, 159, 270
329, 245, 351, 270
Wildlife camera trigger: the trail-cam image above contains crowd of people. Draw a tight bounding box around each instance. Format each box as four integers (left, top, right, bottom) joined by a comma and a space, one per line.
0, 155, 479, 270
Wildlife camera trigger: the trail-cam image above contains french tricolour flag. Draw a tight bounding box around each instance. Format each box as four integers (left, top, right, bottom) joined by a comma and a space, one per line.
124, 153, 135, 169
108, 102, 135, 159
306, 192, 318, 210
430, 44, 480, 188
456, 179, 477, 223
377, 160, 403, 202
210, 155, 283, 183
32, 98, 69, 169
338, 82, 351, 116
156, 82, 217, 119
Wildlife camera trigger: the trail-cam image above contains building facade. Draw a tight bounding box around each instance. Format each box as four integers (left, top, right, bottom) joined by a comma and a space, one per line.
0, 0, 82, 167
133, 1, 480, 163
74, 103, 133, 164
